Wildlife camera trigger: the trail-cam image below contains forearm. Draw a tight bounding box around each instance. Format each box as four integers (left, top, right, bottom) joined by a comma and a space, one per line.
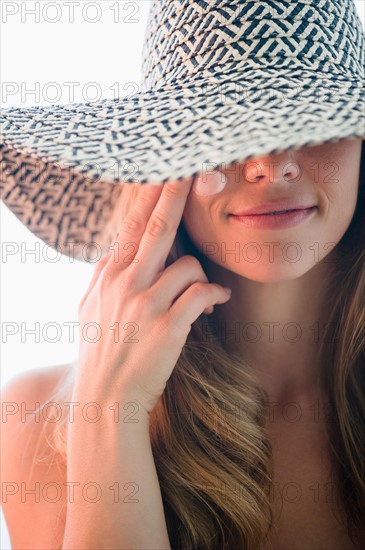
62, 399, 171, 549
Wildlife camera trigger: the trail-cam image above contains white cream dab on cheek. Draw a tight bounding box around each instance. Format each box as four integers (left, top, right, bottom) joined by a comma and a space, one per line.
192, 171, 228, 196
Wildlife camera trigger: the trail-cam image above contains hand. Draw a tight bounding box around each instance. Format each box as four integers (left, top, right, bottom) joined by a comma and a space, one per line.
75, 179, 232, 418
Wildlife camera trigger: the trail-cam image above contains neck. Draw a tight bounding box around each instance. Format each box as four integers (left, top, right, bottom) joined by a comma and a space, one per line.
202, 251, 338, 406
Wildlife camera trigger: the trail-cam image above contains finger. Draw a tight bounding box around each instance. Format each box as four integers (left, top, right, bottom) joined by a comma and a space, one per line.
78, 250, 113, 310
106, 183, 164, 272
127, 178, 193, 289
145, 256, 214, 315
167, 281, 232, 334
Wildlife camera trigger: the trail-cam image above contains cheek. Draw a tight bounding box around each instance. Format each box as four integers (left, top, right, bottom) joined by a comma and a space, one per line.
318, 177, 359, 252
184, 171, 227, 228
182, 200, 202, 238
323, 160, 359, 214
182, 196, 214, 249
191, 171, 228, 196
336, 184, 359, 227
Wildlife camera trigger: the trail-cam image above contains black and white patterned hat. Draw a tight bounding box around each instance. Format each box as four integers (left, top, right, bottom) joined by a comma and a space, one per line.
1, 0, 364, 262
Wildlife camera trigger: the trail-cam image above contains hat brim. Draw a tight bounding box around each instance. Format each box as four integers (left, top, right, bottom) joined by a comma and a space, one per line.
1, 68, 364, 262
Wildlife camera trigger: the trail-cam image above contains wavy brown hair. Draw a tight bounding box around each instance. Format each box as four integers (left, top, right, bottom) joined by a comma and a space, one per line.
27, 140, 365, 549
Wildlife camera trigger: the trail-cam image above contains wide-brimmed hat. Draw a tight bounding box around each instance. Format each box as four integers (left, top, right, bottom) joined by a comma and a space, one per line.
1, 0, 364, 263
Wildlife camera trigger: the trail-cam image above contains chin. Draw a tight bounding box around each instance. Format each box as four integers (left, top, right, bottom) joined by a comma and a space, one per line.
229, 262, 315, 283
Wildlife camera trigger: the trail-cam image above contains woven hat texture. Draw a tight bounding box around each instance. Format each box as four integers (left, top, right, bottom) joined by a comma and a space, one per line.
1, 0, 364, 262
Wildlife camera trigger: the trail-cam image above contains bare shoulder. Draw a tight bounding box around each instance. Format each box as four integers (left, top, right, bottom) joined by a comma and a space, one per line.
1, 362, 73, 550
1, 362, 73, 400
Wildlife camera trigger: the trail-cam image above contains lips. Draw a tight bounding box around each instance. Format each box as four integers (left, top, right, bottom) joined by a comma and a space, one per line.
252, 208, 307, 216
229, 206, 318, 229
231, 201, 317, 216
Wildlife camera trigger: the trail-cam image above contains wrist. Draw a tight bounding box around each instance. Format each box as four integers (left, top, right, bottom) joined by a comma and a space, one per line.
66, 394, 151, 438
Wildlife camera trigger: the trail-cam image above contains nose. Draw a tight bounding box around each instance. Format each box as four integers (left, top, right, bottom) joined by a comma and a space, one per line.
243, 150, 301, 185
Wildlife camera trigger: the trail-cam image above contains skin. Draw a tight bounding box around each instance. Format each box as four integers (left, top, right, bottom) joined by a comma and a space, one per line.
4, 141, 363, 550
185, 139, 364, 550
58, 138, 360, 549
182, 138, 363, 407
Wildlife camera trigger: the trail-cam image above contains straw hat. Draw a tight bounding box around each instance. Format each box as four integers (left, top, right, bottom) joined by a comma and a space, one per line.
1, 0, 364, 262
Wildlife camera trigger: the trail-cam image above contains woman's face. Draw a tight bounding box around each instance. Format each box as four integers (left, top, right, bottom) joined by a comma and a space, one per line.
182, 138, 363, 283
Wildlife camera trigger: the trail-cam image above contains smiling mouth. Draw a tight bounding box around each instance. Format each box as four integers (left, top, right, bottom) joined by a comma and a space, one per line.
229, 206, 318, 229
258, 209, 302, 216
230, 206, 317, 217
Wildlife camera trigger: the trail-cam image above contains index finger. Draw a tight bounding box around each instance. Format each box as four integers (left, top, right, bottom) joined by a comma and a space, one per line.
105, 182, 164, 271
127, 177, 194, 288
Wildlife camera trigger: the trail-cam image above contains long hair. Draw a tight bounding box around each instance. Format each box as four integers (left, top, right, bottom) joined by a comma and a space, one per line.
28, 140, 365, 549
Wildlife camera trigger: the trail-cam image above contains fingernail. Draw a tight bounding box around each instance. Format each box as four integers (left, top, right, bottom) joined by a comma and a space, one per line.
224, 287, 232, 294
192, 170, 227, 196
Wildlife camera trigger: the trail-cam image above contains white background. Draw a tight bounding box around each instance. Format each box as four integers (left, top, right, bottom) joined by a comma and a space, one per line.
1, 1, 364, 548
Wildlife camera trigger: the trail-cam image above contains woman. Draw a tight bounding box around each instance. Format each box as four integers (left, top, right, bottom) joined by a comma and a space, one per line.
3, 138, 365, 549
1, 0, 364, 548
